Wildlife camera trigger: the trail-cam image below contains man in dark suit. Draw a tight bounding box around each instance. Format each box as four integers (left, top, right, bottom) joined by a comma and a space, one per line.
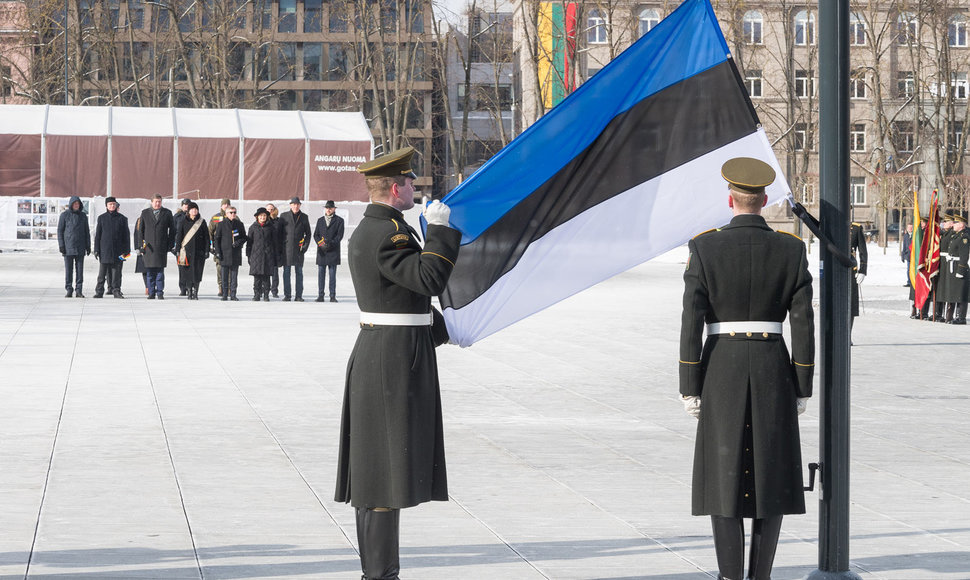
334, 147, 460, 580
93, 197, 131, 299
679, 157, 814, 580
278, 196, 312, 301
313, 200, 345, 302
137, 194, 176, 299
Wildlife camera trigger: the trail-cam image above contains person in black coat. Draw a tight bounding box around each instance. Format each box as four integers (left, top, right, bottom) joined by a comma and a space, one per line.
334, 148, 460, 580
213, 206, 247, 301
266, 203, 282, 297
174, 202, 209, 300
246, 207, 278, 301
850, 221, 868, 334
679, 158, 814, 580
57, 196, 91, 298
313, 200, 345, 302
93, 197, 131, 299
278, 197, 312, 301
137, 194, 176, 299
173, 198, 191, 295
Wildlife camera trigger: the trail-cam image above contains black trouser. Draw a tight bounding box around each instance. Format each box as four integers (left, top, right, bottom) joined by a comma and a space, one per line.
253, 274, 270, 297
283, 264, 303, 298
711, 515, 783, 580
63, 255, 84, 292
179, 261, 206, 288
355, 508, 400, 580
318, 264, 336, 298
270, 267, 279, 294
96, 262, 122, 295
221, 265, 239, 297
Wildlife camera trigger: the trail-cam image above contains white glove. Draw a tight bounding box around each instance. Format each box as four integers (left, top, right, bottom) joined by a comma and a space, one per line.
855, 273, 865, 284
424, 200, 451, 227
797, 397, 809, 415
681, 395, 701, 419
957, 272, 965, 279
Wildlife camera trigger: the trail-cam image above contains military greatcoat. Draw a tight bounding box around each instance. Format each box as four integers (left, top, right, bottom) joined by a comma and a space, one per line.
680, 214, 815, 518
334, 203, 461, 509
850, 222, 868, 317
950, 228, 970, 302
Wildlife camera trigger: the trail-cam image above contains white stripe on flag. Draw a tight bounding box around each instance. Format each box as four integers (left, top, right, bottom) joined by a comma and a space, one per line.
442, 129, 789, 347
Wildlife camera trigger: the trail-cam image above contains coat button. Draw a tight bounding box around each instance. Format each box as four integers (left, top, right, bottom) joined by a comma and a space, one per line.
746, 331, 752, 337
745, 470, 750, 474
763, 332, 769, 338
744, 493, 750, 498
730, 331, 736, 336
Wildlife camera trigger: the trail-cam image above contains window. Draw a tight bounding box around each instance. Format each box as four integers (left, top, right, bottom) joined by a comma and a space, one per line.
639, 8, 659, 38
951, 14, 968, 47
278, 0, 295, 32
952, 72, 968, 99
745, 69, 762, 98
277, 44, 296, 80
795, 69, 815, 98
794, 123, 812, 151
1, 65, 12, 98
457, 83, 513, 112
128, 0, 144, 28
303, 43, 322, 80
850, 12, 866, 46
897, 71, 915, 97
850, 176, 866, 205
794, 10, 815, 45
327, 44, 349, 81
405, 0, 424, 32
151, 2, 169, 31
893, 121, 914, 152
587, 9, 607, 44
329, 4, 349, 32
381, 0, 397, 31
950, 121, 964, 153
178, 1, 195, 32
897, 12, 917, 45
305, 0, 322, 32
850, 124, 866, 152
743, 11, 763, 44
800, 182, 817, 205
850, 70, 867, 98
259, 0, 272, 30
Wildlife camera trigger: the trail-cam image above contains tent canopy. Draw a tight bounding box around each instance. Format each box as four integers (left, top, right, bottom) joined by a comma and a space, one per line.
0, 105, 373, 201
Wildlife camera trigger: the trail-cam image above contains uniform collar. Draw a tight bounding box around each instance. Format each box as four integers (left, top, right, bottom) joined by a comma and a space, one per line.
364, 202, 405, 221
724, 213, 771, 231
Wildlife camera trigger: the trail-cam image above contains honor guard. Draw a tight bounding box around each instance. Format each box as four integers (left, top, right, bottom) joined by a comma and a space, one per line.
948, 213, 969, 324
334, 146, 460, 580
850, 220, 868, 334
939, 213, 956, 322
679, 157, 814, 580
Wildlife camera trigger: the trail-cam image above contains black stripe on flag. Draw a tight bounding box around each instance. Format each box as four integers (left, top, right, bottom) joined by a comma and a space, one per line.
442, 60, 760, 311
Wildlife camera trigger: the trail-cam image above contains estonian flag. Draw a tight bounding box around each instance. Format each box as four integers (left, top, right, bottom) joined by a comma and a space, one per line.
435, 0, 790, 347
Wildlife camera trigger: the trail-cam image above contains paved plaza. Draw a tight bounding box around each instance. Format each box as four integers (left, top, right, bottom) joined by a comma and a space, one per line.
0, 243, 968, 580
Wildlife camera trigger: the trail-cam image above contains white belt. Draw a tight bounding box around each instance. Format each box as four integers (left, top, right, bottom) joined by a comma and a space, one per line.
360, 312, 433, 326
707, 321, 783, 335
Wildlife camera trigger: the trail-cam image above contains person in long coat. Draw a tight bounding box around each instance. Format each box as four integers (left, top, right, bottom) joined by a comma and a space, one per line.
266, 203, 283, 297
679, 158, 814, 580
138, 194, 176, 299
57, 196, 91, 298
850, 221, 868, 329
334, 147, 460, 580
174, 202, 209, 300
93, 197, 130, 299
939, 214, 956, 322
948, 214, 970, 324
313, 200, 345, 302
213, 206, 247, 301
173, 198, 191, 296
278, 197, 312, 301
246, 207, 278, 301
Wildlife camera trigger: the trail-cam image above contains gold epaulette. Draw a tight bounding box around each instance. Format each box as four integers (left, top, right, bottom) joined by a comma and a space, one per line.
692, 228, 717, 239
852, 222, 862, 227
776, 230, 802, 241
390, 218, 400, 232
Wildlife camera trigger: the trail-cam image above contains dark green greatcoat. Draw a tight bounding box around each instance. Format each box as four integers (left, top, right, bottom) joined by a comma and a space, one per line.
949, 228, 970, 302
850, 222, 868, 317
334, 203, 461, 509
679, 214, 815, 519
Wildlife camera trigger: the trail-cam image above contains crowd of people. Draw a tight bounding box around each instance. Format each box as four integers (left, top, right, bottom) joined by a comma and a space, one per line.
904, 212, 970, 324
57, 195, 345, 302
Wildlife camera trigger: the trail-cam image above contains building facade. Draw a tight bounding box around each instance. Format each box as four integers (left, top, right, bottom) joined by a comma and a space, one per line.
516, 0, 970, 236
0, 0, 437, 188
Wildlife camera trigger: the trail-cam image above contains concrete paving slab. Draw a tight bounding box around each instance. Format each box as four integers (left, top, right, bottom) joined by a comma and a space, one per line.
1, 245, 969, 579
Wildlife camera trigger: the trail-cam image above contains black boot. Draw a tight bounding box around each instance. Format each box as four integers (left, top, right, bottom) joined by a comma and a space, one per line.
356, 508, 400, 580
263, 290, 270, 302
747, 516, 782, 580
711, 515, 744, 580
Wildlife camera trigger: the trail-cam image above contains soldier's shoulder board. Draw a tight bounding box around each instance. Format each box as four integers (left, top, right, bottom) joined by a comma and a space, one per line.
692, 228, 717, 239
777, 230, 803, 241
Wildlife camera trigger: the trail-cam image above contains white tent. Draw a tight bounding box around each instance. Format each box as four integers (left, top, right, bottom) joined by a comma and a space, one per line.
0, 105, 373, 201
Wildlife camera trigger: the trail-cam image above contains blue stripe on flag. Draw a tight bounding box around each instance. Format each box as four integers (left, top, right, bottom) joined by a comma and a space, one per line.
441, 0, 730, 244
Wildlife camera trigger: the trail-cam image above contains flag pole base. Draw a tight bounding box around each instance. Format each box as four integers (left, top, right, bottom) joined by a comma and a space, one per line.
805, 569, 863, 580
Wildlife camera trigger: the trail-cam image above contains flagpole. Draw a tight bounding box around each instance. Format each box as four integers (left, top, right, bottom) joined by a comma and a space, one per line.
809, 0, 861, 575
